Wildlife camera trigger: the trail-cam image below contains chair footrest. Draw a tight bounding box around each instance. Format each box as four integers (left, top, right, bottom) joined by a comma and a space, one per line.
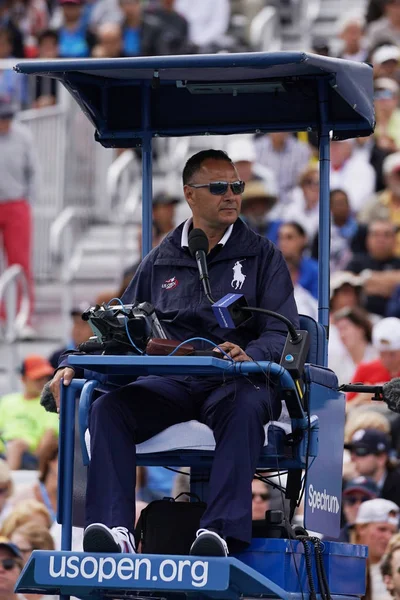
16, 543, 366, 600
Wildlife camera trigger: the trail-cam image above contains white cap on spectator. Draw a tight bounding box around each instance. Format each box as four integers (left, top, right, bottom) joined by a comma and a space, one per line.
372, 317, 400, 351
330, 271, 362, 298
374, 77, 400, 95
226, 136, 257, 164
355, 498, 399, 525
372, 45, 400, 66
383, 151, 400, 176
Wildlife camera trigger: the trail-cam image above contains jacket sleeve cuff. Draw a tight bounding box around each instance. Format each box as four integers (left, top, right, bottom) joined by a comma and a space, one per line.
55, 360, 84, 380
245, 346, 271, 363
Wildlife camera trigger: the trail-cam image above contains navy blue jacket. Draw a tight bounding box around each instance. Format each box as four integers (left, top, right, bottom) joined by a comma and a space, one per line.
122, 219, 299, 363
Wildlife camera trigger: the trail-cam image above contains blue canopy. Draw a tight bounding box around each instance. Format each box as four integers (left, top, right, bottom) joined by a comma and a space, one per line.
15, 51, 374, 147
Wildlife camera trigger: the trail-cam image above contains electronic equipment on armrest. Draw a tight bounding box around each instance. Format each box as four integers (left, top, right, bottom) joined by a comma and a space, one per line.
80, 302, 167, 355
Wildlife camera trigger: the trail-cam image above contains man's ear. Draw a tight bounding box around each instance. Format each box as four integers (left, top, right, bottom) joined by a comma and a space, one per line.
184, 184, 195, 209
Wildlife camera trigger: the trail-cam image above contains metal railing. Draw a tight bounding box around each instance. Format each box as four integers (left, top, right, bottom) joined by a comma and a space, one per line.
249, 6, 282, 52
17, 98, 68, 280
49, 206, 91, 339
0, 265, 30, 342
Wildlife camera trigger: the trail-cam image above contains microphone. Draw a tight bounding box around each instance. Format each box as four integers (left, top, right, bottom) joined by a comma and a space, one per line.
188, 228, 215, 304
383, 378, 400, 413
339, 379, 400, 413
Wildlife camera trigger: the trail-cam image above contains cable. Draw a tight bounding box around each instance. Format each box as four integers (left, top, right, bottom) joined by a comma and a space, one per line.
241, 306, 300, 343
310, 537, 332, 600
167, 337, 233, 360
298, 537, 317, 600
164, 466, 190, 476
106, 297, 144, 355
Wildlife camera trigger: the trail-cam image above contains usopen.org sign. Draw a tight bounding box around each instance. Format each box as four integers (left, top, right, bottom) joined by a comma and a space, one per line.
33, 552, 229, 592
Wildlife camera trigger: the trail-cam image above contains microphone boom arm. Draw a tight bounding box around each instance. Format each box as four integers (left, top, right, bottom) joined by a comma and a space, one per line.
339, 383, 383, 401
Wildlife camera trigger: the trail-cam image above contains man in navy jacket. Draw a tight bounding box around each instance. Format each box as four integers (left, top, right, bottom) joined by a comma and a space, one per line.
50, 149, 299, 557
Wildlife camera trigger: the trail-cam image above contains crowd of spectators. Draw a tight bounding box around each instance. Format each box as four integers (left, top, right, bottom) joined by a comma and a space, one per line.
0, 0, 241, 108
2, 2, 400, 599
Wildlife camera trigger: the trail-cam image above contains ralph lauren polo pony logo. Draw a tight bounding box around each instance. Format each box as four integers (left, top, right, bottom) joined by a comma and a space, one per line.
231, 261, 246, 290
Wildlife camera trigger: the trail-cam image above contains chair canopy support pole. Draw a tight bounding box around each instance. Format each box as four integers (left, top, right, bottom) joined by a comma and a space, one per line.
58, 380, 85, 551
317, 79, 331, 365
141, 83, 152, 258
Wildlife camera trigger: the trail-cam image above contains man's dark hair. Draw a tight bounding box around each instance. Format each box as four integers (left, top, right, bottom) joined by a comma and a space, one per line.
182, 149, 233, 185
282, 221, 307, 238
38, 29, 59, 46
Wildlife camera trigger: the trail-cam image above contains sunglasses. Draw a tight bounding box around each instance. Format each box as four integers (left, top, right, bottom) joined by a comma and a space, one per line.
252, 492, 270, 501
187, 181, 245, 196
0, 558, 18, 571
375, 90, 396, 100
344, 495, 371, 506
351, 447, 376, 457
303, 179, 319, 186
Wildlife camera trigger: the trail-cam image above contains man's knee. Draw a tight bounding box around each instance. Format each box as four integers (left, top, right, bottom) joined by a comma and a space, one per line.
89, 391, 126, 427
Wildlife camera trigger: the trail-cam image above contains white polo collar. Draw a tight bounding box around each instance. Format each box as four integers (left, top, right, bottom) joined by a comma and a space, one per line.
181, 218, 234, 249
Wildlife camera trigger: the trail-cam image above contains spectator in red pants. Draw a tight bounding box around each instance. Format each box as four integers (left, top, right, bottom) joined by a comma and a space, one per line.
0, 96, 39, 337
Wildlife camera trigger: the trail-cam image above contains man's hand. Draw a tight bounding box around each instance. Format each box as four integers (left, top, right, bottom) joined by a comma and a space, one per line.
215, 342, 252, 362
49, 367, 75, 412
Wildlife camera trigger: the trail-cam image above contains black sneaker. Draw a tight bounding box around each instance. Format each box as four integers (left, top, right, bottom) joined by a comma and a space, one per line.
83, 523, 136, 553
189, 529, 228, 557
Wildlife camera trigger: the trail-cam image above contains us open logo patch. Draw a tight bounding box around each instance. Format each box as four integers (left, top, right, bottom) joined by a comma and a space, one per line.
161, 276, 179, 290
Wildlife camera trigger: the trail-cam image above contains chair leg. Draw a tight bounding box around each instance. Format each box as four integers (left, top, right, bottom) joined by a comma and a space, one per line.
286, 468, 302, 522
190, 467, 210, 503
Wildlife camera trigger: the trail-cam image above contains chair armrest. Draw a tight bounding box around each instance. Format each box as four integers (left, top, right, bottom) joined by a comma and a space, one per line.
78, 380, 116, 466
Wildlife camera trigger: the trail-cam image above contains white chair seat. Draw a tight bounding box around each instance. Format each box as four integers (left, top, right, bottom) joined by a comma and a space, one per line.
85, 404, 296, 457
136, 419, 291, 454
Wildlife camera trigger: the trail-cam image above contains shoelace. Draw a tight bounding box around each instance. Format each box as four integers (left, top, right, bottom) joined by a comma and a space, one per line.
196, 529, 228, 554
113, 527, 135, 552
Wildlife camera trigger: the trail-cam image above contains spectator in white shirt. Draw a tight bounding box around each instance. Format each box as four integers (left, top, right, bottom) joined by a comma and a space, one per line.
337, 15, 368, 62
330, 140, 376, 214
329, 306, 378, 385
255, 133, 311, 212
174, 0, 230, 50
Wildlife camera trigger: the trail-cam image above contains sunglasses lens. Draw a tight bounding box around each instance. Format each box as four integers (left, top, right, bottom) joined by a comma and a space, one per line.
209, 182, 228, 195
231, 181, 245, 195
2, 559, 15, 570
354, 447, 370, 456
345, 497, 357, 506
345, 495, 370, 506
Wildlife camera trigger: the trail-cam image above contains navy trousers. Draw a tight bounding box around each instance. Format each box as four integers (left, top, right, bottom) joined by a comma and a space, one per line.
86, 374, 280, 547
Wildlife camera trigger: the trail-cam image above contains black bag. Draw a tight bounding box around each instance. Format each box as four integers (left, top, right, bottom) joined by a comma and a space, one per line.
135, 493, 207, 555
